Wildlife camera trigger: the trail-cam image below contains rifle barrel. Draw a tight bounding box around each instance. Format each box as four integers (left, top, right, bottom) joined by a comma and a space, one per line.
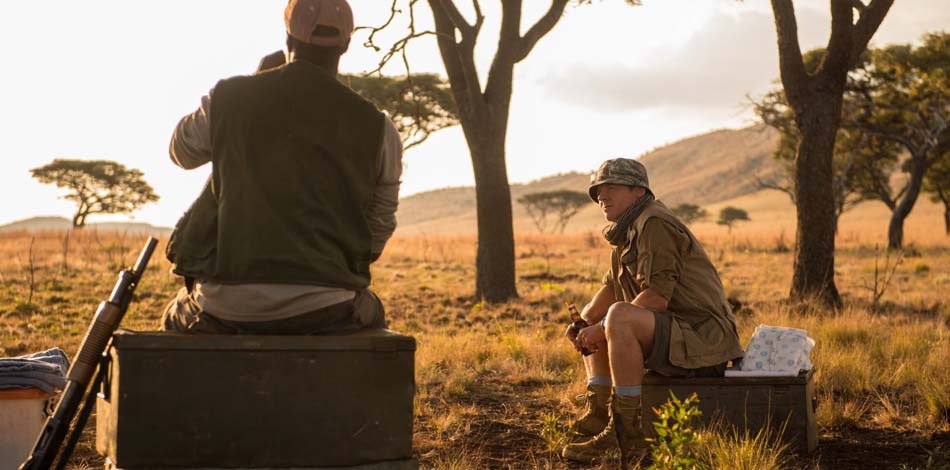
19, 237, 158, 470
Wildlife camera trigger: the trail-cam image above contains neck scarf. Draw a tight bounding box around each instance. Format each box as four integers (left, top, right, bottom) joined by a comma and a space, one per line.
602, 193, 655, 246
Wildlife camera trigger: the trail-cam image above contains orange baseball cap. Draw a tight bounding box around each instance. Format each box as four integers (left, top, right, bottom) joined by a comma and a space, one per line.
284, 0, 354, 48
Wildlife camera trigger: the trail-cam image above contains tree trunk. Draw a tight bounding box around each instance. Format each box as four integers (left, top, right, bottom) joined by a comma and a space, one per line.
425, 0, 570, 302
790, 103, 842, 308
939, 189, 950, 235
886, 151, 929, 249
771, 0, 892, 309
72, 203, 88, 228
469, 132, 518, 301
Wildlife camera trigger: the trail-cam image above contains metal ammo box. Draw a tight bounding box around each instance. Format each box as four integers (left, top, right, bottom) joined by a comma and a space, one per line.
642, 369, 817, 452
96, 329, 416, 470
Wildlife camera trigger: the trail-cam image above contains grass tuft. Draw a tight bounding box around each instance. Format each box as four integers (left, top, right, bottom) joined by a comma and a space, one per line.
699, 422, 791, 470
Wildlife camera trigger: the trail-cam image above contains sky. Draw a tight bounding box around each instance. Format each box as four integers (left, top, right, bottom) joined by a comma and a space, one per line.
0, 0, 947, 227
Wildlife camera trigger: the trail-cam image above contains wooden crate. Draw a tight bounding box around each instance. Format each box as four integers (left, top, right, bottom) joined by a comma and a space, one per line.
642, 369, 817, 452
96, 329, 416, 469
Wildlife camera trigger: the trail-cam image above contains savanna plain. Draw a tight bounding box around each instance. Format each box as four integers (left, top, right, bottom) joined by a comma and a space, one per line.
1, 216, 948, 469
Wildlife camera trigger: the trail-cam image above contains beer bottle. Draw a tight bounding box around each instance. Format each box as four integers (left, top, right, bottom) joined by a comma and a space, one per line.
567, 303, 596, 356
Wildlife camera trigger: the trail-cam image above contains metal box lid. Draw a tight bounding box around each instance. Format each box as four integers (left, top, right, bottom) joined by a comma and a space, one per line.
643, 368, 814, 385
112, 328, 417, 352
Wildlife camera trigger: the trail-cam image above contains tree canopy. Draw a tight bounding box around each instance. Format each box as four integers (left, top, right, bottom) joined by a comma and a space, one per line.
757, 32, 950, 248
846, 32, 950, 248
343, 73, 458, 150
30, 159, 159, 228
671, 203, 708, 225
717, 207, 749, 233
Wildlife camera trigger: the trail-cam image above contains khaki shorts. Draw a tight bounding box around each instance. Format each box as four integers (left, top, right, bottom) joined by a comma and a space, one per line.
161, 287, 386, 335
645, 312, 727, 378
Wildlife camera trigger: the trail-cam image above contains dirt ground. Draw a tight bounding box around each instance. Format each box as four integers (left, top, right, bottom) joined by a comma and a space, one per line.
58, 385, 950, 470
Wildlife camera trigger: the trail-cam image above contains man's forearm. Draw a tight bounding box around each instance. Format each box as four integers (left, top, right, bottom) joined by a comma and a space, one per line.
169, 93, 213, 170
632, 288, 669, 313
581, 285, 616, 324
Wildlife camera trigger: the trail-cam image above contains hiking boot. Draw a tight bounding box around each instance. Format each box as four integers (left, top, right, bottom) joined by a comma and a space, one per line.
611, 394, 649, 466
568, 383, 611, 440
562, 393, 648, 466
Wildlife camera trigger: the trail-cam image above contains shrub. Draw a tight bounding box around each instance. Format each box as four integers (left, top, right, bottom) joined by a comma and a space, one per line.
648, 392, 704, 470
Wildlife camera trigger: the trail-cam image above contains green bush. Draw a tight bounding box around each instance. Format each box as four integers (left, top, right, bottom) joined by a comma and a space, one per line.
648, 392, 703, 470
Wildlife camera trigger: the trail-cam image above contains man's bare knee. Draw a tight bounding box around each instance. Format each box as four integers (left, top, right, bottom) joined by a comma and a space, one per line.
605, 302, 653, 337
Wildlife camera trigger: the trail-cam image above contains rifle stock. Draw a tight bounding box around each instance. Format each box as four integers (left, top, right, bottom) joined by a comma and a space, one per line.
20, 237, 158, 470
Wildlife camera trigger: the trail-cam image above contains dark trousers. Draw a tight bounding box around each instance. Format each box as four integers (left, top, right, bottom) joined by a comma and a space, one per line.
161, 287, 387, 335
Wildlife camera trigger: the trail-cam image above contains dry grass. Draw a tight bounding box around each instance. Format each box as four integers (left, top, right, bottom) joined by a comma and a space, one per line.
1, 226, 949, 469
699, 423, 792, 470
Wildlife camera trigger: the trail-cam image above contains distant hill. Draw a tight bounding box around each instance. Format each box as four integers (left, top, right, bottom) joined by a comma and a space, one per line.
397, 124, 781, 234
637, 124, 781, 205
0, 216, 172, 236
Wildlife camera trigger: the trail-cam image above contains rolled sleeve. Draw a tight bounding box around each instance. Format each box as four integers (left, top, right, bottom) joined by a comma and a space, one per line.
169, 90, 214, 170
634, 218, 687, 300
366, 118, 403, 258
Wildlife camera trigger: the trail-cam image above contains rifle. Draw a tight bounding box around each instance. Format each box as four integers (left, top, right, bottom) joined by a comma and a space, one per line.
20, 237, 158, 470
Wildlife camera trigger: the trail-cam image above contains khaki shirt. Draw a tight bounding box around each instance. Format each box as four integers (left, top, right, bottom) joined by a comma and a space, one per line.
605, 201, 744, 368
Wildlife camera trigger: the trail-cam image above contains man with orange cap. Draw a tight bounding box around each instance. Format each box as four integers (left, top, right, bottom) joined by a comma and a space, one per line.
162, 0, 403, 335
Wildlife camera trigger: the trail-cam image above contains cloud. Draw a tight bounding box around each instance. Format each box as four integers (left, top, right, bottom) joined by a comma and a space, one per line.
537, 7, 829, 115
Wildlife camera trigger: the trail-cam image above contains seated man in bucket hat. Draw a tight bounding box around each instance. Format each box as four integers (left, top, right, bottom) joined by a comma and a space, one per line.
562, 158, 743, 464
161, 0, 402, 335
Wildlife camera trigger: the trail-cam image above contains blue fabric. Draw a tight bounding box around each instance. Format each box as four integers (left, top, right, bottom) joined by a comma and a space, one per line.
0, 348, 70, 393
614, 385, 642, 397
588, 376, 612, 386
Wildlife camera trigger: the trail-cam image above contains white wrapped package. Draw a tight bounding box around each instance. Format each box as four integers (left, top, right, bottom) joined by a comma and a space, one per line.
725, 325, 815, 377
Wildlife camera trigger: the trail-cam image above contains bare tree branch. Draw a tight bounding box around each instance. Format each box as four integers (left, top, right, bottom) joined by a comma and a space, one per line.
850, 0, 895, 66
770, 0, 809, 106
819, 0, 854, 84
516, 0, 570, 62
356, 0, 401, 51
472, 0, 485, 34
435, 0, 476, 38
754, 172, 797, 203
429, 0, 486, 119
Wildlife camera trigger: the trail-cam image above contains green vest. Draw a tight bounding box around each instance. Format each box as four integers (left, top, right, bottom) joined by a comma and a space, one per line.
167, 61, 385, 289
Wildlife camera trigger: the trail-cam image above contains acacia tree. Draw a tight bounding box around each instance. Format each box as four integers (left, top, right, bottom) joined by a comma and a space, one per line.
847, 33, 950, 248
753, 50, 880, 231
30, 159, 159, 228
343, 73, 459, 150
717, 207, 750, 234
426, 0, 577, 300
671, 203, 708, 225
518, 190, 589, 233
770, 0, 893, 308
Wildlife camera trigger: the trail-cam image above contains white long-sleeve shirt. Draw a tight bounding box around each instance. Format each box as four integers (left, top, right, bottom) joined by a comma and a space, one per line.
169, 85, 403, 322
